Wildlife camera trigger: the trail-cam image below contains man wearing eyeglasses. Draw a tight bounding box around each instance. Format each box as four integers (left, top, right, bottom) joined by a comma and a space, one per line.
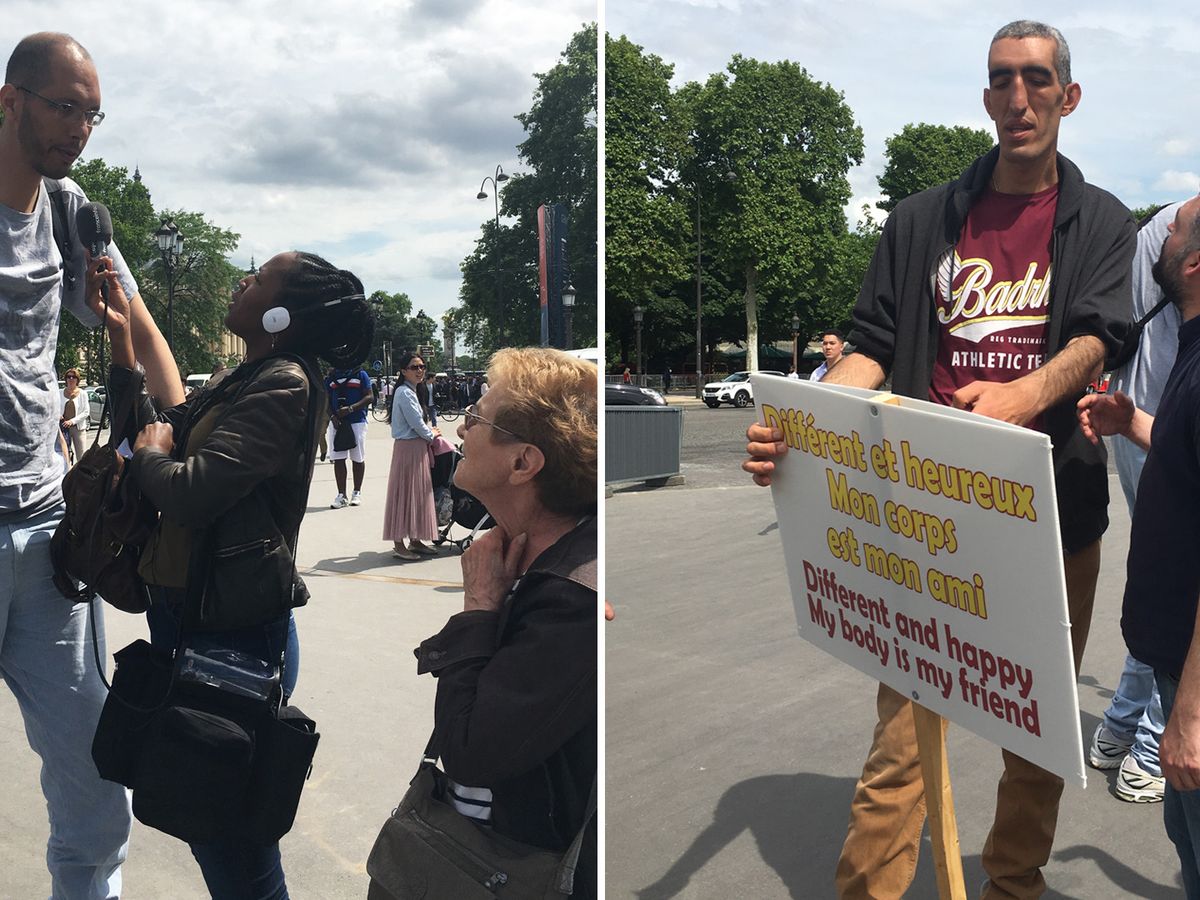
0, 32, 182, 899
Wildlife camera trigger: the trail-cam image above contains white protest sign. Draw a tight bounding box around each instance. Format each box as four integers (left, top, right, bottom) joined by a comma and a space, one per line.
752, 375, 1085, 786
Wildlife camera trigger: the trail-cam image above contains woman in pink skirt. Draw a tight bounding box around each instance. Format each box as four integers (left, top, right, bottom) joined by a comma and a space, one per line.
383, 351, 441, 560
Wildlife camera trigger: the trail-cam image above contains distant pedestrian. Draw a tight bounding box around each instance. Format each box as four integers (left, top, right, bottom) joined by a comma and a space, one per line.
423, 372, 438, 426
383, 352, 440, 560
326, 364, 373, 507
786, 365, 800, 380
810, 329, 846, 381
663, 368, 673, 393
59, 367, 88, 464
622, 367, 631, 384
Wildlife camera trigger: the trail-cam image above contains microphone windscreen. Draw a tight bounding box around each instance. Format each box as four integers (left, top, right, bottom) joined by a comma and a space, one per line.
75, 202, 114, 248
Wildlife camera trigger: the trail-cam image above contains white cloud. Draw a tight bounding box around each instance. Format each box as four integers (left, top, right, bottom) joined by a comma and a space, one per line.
1153, 171, 1200, 194
1, 0, 593, 329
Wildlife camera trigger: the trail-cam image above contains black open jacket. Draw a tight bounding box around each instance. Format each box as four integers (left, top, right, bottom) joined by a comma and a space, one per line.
848, 148, 1137, 553
415, 515, 598, 897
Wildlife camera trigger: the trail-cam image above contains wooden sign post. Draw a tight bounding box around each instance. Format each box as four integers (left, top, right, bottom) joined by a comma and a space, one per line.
913, 704, 966, 899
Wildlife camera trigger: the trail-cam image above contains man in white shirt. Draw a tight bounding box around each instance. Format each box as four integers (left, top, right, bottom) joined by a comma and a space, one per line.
810, 329, 846, 381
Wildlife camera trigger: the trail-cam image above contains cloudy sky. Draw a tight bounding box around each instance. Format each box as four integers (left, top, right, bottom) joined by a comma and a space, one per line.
4, 0, 593, 331
606, 0, 1200, 223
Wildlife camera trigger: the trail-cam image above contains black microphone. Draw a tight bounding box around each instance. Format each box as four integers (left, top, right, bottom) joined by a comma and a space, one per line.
76, 202, 114, 302
75, 202, 113, 258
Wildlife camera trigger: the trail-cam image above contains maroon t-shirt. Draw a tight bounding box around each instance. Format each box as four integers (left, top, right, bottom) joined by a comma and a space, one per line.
929, 185, 1057, 409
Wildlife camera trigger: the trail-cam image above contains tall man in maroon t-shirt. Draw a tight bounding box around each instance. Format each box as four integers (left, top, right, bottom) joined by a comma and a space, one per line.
745, 20, 1135, 900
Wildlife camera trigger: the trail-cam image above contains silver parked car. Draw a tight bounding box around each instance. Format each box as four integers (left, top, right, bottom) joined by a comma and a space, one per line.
86, 387, 109, 430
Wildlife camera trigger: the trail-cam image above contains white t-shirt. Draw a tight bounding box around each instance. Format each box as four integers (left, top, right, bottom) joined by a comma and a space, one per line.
0, 178, 138, 513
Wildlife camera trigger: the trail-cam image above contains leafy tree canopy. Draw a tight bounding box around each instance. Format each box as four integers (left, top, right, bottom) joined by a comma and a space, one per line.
453, 24, 597, 357
688, 54, 864, 370
60, 159, 241, 379
876, 123, 994, 212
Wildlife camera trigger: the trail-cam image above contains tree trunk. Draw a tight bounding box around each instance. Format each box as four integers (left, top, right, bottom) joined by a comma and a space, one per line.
744, 263, 760, 372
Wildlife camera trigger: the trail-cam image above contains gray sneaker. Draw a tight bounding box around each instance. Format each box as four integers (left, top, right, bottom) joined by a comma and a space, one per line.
1088, 723, 1131, 770
1116, 754, 1164, 803
349, 490, 362, 506
330, 493, 349, 509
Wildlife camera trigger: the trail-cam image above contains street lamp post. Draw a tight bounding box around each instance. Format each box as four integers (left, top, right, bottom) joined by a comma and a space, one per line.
792, 313, 801, 376
562, 284, 576, 350
694, 169, 736, 398
633, 305, 644, 387
155, 220, 185, 352
476, 164, 510, 348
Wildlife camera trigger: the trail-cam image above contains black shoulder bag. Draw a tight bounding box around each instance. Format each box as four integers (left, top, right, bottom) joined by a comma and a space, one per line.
366, 730, 597, 899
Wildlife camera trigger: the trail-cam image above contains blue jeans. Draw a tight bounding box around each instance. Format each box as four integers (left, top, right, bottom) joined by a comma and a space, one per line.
1104, 438, 1164, 773
146, 590, 295, 900
1105, 654, 1165, 775
0, 503, 131, 899
1156, 671, 1200, 898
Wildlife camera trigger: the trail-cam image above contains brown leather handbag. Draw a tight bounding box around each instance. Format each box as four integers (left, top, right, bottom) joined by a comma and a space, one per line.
50, 368, 157, 613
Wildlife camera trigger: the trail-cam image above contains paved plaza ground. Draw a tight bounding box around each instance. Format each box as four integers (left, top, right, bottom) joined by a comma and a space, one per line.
0, 420, 473, 898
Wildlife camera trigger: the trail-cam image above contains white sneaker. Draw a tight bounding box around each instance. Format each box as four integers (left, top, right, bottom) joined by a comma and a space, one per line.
349, 491, 362, 506
330, 493, 349, 509
1116, 753, 1165, 803
1088, 723, 1132, 770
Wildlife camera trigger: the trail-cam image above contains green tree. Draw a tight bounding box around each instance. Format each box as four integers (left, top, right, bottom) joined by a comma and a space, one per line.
369, 290, 442, 373
876, 124, 995, 212
690, 55, 864, 371
604, 34, 691, 364
1130, 203, 1169, 224
145, 209, 241, 377
817, 206, 882, 340
59, 159, 243, 380
452, 24, 597, 356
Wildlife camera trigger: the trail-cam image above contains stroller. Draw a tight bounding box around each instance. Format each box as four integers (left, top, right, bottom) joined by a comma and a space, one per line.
431, 447, 494, 552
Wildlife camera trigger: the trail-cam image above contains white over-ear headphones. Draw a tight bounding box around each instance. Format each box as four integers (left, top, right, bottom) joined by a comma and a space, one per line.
261, 293, 367, 334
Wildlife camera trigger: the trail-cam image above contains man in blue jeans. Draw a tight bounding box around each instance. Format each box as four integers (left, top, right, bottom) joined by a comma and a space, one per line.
1087, 202, 1185, 803
0, 33, 182, 897
1077, 194, 1200, 895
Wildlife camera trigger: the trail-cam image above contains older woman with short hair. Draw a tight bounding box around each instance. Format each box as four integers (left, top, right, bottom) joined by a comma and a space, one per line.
412, 347, 598, 897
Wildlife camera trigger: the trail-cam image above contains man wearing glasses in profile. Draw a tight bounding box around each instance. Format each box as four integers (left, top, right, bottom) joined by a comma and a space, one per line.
0, 32, 181, 897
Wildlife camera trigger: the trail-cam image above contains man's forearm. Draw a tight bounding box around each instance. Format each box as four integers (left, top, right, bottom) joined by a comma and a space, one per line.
129, 296, 184, 406
1023, 334, 1105, 414
820, 352, 886, 390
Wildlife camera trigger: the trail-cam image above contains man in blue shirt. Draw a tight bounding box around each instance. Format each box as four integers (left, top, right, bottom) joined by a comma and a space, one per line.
326, 365, 373, 507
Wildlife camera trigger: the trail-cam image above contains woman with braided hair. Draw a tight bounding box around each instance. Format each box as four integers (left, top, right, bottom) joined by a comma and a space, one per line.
92, 250, 373, 899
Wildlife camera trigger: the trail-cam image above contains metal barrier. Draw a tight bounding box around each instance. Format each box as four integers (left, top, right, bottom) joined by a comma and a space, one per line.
605, 406, 683, 486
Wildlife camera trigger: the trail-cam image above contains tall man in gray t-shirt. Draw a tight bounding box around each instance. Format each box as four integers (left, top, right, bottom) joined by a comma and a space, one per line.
0, 32, 182, 897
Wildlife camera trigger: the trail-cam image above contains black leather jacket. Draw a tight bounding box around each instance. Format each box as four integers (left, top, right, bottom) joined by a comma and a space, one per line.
111, 355, 325, 598
415, 515, 598, 898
